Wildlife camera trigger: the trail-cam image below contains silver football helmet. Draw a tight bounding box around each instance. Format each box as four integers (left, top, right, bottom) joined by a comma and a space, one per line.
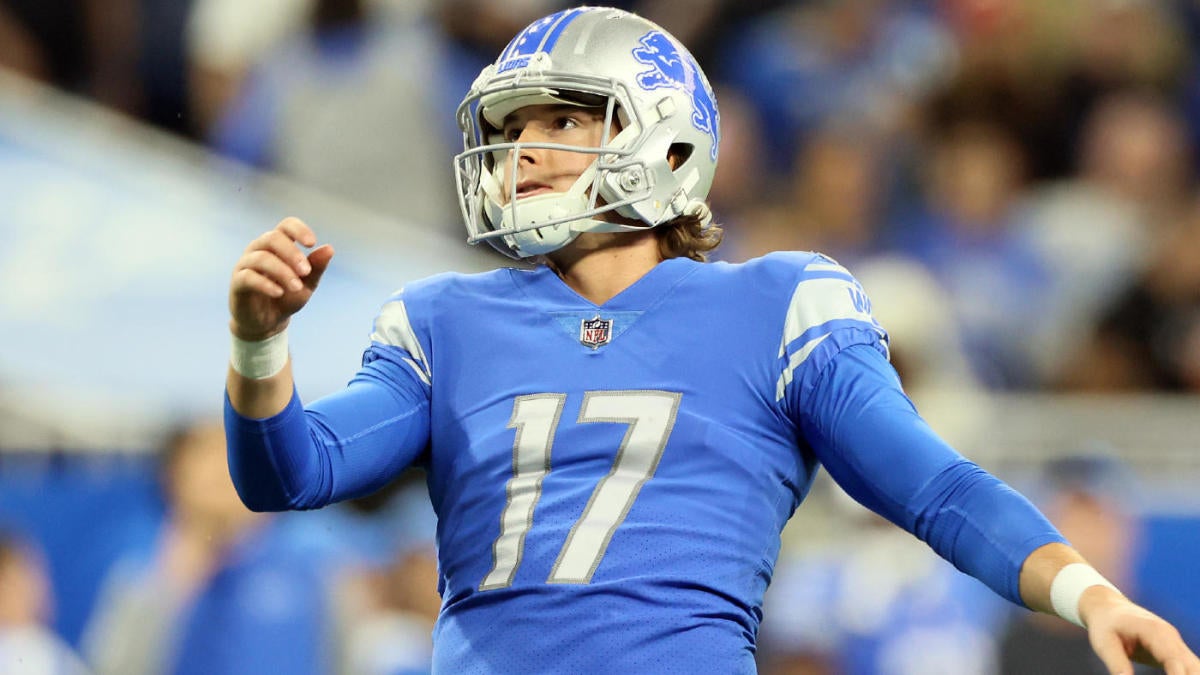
453, 6, 720, 259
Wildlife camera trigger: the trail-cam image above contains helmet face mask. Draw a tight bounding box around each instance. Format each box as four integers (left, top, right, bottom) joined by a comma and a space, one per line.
453, 7, 720, 259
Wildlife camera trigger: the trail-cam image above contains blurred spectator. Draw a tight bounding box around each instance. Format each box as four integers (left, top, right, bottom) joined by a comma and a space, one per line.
337, 537, 440, 675
1022, 91, 1195, 388
719, 118, 889, 264
0, 0, 194, 136
208, 0, 470, 231
1061, 193, 1200, 391
759, 482, 1008, 675
716, 0, 956, 172
1058, 0, 1187, 163
998, 454, 1145, 674
0, 530, 90, 675
893, 118, 1047, 388
925, 0, 1068, 183
81, 420, 331, 675
304, 470, 441, 675
336, 478, 444, 672
186, 0, 432, 135
0, 0, 140, 113
930, 0, 1186, 183
187, 0, 314, 135
1071, 91, 1193, 215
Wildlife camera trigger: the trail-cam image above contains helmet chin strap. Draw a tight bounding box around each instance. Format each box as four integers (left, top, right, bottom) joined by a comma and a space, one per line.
481, 159, 646, 255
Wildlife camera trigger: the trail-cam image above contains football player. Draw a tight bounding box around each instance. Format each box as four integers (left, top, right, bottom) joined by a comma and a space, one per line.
225, 7, 1199, 674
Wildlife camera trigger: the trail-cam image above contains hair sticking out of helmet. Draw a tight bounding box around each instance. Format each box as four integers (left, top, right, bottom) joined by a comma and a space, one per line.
453, 6, 720, 259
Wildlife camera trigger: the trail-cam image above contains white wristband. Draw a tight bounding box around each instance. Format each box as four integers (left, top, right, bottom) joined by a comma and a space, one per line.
1050, 563, 1121, 628
230, 331, 289, 380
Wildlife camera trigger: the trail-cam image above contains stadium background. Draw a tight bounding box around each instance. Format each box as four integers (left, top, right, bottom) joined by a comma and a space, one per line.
0, 0, 1198, 673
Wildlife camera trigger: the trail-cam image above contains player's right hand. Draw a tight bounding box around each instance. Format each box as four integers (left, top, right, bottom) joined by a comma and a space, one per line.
1082, 587, 1200, 675
229, 217, 334, 341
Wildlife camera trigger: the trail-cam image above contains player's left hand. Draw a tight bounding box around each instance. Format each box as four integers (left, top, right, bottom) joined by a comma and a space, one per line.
1080, 585, 1200, 675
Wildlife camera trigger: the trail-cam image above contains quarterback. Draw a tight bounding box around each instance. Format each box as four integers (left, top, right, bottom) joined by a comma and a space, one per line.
224, 7, 1199, 674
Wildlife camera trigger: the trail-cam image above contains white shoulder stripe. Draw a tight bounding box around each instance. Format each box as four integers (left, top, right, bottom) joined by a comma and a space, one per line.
778, 277, 878, 357
370, 299, 432, 383
804, 261, 851, 275
401, 357, 431, 386
775, 333, 831, 400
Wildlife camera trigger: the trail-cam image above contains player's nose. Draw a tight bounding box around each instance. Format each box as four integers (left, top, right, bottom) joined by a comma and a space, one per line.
513, 141, 540, 169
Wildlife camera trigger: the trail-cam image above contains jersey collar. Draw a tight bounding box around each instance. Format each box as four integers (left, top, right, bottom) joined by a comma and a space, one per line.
510, 256, 699, 311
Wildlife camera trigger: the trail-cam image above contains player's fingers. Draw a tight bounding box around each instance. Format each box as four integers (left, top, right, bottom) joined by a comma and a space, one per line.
1137, 623, 1191, 670
1146, 639, 1200, 675
1171, 659, 1200, 675
275, 216, 317, 248
303, 244, 335, 291
231, 267, 285, 298
1091, 630, 1135, 675
240, 249, 305, 293
247, 229, 313, 279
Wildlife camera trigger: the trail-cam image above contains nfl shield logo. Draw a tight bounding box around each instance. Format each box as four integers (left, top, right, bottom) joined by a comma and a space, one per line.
580, 316, 613, 349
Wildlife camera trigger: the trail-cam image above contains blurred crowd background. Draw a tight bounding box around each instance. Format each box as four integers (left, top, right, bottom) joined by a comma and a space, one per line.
1, 0, 1199, 673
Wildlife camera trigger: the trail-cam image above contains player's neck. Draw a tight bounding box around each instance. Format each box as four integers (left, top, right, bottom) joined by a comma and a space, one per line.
546, 231, 662, 306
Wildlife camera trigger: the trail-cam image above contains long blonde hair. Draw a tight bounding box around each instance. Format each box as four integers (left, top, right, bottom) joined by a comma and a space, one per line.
654, 215, 723, 262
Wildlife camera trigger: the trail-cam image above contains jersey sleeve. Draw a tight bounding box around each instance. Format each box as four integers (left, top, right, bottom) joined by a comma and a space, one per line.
798, 343, 1066, 606
224, 291, 434, 512
775, 254, 890, 419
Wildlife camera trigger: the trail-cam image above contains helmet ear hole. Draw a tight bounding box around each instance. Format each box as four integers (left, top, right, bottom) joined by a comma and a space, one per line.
668, 143, 694, 170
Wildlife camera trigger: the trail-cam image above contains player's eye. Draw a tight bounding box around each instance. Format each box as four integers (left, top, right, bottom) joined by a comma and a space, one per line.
503, 125, 524, 142
554, 116, 579, 131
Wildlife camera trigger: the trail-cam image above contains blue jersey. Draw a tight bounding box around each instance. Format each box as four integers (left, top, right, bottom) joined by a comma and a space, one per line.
225, 252, 1064, 674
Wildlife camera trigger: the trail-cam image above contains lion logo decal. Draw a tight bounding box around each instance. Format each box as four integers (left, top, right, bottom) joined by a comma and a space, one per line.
632, 32, 719, 160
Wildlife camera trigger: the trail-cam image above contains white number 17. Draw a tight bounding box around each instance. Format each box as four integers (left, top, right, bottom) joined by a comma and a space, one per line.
480, 390, 682, 590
